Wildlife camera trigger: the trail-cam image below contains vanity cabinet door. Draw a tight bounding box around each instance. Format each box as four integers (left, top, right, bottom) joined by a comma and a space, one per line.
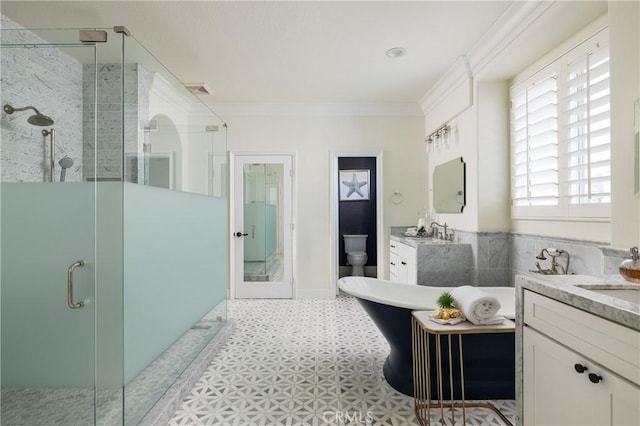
397, 243, 417, 285
389, 242, 399, 281
524, 327, 640, 426
397, 257, 409, 283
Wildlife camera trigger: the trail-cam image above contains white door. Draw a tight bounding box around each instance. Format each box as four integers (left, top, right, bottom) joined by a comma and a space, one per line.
233, 155, 293, 298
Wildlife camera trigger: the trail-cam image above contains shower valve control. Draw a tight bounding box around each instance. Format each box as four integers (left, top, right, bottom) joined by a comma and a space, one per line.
235, 232, 248, 237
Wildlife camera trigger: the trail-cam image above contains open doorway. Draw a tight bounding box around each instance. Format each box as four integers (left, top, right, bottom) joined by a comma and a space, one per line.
330, 152, 383, 293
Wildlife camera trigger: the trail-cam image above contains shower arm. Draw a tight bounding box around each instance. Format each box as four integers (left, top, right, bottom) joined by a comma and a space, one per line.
4, 105, 42, 115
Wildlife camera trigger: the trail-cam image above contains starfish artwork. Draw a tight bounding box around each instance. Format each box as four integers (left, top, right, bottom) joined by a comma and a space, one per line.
341, 172, 368, 199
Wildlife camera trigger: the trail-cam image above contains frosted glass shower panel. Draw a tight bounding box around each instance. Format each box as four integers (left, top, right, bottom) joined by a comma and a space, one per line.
1, 184, 96, 422
0, 26, 107, 425
123, 183, 227, 424
1, 22, 229, 426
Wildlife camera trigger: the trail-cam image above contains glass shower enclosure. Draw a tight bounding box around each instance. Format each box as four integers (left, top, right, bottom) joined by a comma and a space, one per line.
1, 21, 228, 425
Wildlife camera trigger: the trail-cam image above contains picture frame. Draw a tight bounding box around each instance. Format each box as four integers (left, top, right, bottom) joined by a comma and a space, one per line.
339, 169, 370, 201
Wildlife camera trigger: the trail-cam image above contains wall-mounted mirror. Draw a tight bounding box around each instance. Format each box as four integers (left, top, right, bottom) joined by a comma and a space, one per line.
433, 156, 466, 213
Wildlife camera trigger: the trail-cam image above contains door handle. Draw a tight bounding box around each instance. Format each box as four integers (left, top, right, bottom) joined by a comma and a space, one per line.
67, 260, 85, 309
235, 232, 248, 237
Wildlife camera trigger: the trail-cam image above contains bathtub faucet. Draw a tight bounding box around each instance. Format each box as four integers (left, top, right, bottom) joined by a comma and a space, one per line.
429, 222, 448, 239
531, 248, 570, 275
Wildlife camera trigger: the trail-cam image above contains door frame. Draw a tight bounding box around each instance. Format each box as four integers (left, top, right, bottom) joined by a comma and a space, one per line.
330, 151, 384, 295
229, 152, 297, 299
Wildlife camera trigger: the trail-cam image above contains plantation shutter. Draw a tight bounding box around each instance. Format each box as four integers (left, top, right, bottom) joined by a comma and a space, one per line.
563, 43, 611, 205
511, 72, 559, 207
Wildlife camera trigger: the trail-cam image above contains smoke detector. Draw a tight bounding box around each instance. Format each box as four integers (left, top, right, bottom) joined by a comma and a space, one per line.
184, 83, 213, 95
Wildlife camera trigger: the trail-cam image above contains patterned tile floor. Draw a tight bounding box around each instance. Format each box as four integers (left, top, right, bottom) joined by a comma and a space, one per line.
170, 294, 515, 425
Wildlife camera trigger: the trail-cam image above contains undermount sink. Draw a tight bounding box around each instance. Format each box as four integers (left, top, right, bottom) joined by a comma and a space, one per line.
577, 285, 640, 305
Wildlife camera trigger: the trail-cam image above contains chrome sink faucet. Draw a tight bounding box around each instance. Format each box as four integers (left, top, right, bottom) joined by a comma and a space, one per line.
429, 222, 448, 239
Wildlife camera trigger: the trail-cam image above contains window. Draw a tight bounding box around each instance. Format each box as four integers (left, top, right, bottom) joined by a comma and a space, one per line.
510, 29, 610, 219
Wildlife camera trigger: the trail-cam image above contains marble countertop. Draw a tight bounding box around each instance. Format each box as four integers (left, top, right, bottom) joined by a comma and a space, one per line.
389, 234, 466, 247
516, 273, 640, 332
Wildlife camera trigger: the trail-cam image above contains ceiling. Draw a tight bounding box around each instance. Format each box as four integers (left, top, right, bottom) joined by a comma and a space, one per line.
1, 1, 607, 111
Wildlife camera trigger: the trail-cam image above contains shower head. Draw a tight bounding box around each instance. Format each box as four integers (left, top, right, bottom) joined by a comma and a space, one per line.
3, 104, 54, 126
59, 156, 74, 169
58, 156, 73, 182
535, 249, 547, 260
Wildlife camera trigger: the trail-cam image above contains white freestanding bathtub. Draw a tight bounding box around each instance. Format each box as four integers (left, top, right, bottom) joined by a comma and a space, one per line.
338, 276, 516, 398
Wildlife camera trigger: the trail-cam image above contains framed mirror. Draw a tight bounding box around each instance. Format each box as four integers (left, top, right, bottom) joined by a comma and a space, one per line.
433, 157, 466, 213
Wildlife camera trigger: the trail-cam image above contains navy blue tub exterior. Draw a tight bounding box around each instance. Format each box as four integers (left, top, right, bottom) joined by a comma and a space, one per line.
356, 297, 515, 399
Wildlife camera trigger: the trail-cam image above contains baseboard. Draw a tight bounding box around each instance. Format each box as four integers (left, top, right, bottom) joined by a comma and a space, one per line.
296, 288, 335, 299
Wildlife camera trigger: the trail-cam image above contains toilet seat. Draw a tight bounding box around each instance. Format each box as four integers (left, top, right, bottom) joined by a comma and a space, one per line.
347, 251, 367, 258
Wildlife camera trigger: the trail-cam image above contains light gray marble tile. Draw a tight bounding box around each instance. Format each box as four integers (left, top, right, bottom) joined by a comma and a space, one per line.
477, 234, 511, 269
2, 23, 83, 183
476, 268, 511, 287
416, 244, 472, 286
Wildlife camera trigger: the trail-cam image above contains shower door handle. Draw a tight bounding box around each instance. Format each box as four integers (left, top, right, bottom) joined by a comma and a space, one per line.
67, 260, 85, 309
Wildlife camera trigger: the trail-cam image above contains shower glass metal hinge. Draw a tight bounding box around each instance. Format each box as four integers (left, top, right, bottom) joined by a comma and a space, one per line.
79, 30, 107, 43
113, 26, 132, 36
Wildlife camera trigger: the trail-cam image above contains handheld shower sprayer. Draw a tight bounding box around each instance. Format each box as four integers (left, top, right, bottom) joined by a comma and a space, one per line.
58, 156, 74, 182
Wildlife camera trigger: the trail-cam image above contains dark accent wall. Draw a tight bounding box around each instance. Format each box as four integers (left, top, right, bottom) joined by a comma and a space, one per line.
338, 157, 377, 267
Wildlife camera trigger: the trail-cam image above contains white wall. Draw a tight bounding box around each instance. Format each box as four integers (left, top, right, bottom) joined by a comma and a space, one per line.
477, 81, 510, 231
225, 113, 426, 293
609, 0, 640, 249
425, 80, 510, 234
423, 5, 640, 248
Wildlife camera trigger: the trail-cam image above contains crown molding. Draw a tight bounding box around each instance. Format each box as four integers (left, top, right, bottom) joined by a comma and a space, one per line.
210, 102, 423, 117
419, 0, 556, 114
466, 0, 555, 75
419, 55, 472, 115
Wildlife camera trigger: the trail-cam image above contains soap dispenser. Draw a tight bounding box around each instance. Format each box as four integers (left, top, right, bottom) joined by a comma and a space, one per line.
619, 246, 640, 283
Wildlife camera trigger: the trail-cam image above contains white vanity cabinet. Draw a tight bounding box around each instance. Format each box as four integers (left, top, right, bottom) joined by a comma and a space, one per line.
389, 241, 399, 281
523, 290, 640, 426
389, 241, 416, 285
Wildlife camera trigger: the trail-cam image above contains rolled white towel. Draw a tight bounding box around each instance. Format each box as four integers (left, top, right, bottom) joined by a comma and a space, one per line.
450, 285, 504, 325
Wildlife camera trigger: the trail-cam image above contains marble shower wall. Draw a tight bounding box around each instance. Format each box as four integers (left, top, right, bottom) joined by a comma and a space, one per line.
1, 15, 154, 184
82, 63, 152, 182
1, 15, 83, 183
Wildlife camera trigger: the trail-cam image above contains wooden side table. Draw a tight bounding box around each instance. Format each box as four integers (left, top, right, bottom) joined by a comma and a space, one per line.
411, 311, 515, 426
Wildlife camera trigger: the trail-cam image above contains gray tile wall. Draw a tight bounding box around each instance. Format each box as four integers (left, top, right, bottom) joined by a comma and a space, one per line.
1, 15, 83, 183
83, 63, 149, 182
458, 230, 630, 286
2, 14, 156, 185
394, 225, 631, 287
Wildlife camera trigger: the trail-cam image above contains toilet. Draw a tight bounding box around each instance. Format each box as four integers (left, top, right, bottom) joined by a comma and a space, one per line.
344, 234, 368, 276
